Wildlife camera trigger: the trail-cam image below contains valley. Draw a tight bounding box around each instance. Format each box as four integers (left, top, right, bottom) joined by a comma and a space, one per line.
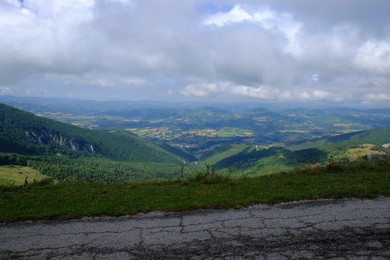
0, 97, 389, 222
0, 97, 389, 182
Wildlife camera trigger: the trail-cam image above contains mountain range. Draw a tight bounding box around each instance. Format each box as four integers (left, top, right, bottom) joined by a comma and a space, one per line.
0, 103, 185, 175
0, 101, 389, 181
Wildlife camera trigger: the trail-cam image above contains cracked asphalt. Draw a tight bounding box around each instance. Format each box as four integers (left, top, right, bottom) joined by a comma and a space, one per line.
1, 197, 389, 259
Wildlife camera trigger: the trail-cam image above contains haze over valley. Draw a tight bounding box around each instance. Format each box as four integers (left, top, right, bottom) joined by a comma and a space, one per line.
0, 0, 389, 182
1, 2, 390, 258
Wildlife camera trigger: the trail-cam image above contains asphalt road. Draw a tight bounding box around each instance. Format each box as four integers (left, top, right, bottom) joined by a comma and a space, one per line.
1, 197, 389, 259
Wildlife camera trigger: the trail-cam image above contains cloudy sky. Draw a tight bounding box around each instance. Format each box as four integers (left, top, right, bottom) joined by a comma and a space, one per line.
1, 0, 389, 106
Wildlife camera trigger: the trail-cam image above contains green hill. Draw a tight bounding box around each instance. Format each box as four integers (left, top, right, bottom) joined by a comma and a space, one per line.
289, 128, 390, 151
328, 128, 390, 144
197, 129, 390, 176
0, 103, 182, 164
2, 103, 388, 182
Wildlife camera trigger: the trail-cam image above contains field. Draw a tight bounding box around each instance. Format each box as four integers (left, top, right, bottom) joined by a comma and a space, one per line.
202, 144, 248, 165
0, 160, 389, 222
335, 144, 387, 161
0, 166, 51, 186
127, 127, 254, 140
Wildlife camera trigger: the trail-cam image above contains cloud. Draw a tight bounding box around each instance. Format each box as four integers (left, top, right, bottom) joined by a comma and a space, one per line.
182, 82, 229, 97
204, 5, 252, 26
231, 85, 274, 99
182, 82, 343, 103
45, 73, 147, 87
231, 85, 341, 102
364, 93, 390, 102
204, 4, 301, 55
255, 0, 390, 37
0, 0, 95, 82
0, 0, 389, 106
0, 86, 13, 94
355, 40, 390, 74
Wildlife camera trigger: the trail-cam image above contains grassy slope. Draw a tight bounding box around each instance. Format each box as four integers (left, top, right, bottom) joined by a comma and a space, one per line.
242, 155, 292, 176
1, 160, 389, 222
0, 166, 51, 186
202, 144, 248, 165
289, 128, 390, 152
199, 128, 389, 176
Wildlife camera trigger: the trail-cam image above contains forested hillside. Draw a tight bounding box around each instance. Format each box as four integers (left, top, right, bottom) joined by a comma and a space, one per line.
1, 103, 389, 182
200, 129, 390, 175
289, 128, 390, 151
0, 103, 181, 164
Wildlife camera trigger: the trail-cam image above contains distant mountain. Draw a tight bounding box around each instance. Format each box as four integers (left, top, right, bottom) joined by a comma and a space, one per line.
2, 96, 390, 159
289, 128, 390, 151
199, 128, 390, 175
0, 103, 182, 164
327, 128, 390, 144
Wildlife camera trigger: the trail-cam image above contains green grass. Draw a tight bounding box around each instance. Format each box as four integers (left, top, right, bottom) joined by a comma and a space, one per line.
203, 144, 248, 165
0, 166, 51, 187
243, 155, 292, 176
289, 128, 390, 152
0, 160, 389, 222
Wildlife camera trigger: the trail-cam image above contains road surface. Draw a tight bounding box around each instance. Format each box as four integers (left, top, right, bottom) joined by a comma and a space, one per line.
1, 197, 389, 259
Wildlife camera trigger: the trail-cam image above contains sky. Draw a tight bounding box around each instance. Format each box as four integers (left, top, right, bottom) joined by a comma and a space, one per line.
0, 0, 389, 107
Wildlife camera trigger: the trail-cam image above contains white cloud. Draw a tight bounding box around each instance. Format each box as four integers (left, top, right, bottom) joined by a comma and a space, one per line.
0, 0, 96, 83
204, 5, 252, 27
278, 89, 337, 101
44, 73, 147, 88
355, 40, 390, 74
311, 74, 320, 82
122, 78, 147, 86
0, 86, 13, 94
230, 84, 341, 102
231, 85, 274, 99
364, 93, 390, 102
0, 0, 389, 106
181, 82, 343, 103
22, 0, 94, 19
303, 89, 342, 102
181, 82, 229, 97
204, 5, 302, 55
24, 88, 48, 95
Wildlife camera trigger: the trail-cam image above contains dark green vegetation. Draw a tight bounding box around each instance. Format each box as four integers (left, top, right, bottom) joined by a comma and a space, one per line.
0, 103, 180, 163
2, 96, 390, 152
1, 102, 390, 180
290, 128, 390, 151
0, 100, 389, 222
0, 103, 196, 181
0, 159, 389, 222
197, 127, 390, 176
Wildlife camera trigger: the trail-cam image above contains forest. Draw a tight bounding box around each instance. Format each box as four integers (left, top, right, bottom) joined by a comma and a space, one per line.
1, 102, 390, 182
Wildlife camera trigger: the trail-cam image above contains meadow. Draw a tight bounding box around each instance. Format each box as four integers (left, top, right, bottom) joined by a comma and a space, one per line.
1, 159, 389, 222
0, 166, 50, 187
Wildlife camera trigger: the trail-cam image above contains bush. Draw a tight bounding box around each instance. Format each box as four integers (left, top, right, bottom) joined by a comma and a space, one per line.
189, 164, 230, 184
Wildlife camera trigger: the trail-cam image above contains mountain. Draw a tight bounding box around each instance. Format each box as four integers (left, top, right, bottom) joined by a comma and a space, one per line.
2, 96, 390, 149
1, 102, 388, 181
0, 103, 182, 164
198, 128, 390, 176
289, 128, 390, 151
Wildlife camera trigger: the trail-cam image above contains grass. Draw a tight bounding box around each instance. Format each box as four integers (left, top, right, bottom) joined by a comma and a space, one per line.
242, 155, 292, 176
203, 144, 248, 165
0, 166, 52, 187
336, 144, 387, 161
0, 160, 389, 222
